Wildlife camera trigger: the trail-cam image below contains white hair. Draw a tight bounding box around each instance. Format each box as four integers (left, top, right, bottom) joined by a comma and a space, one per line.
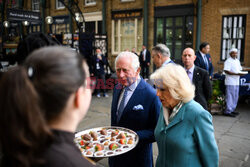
150, 63, 195, 103
115, 51, 140, 71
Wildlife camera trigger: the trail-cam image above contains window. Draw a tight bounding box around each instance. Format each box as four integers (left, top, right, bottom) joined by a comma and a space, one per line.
155, 16, 193, 64
85, 0, 96, 6
56, 0, 65, 9
32, 0, 40, 11
112, 18, 143, 54
221, 15, 246, 61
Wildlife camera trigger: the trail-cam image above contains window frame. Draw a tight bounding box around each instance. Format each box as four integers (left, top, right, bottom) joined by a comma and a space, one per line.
56, 0, 65, 9
220, 15, 246, 62
112, 18, 143, 55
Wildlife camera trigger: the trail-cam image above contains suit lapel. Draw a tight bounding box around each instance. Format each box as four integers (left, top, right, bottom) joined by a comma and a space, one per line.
112, 84, 123, 122
193, 67, 198, 85
165, 104, 186, 131
119, 78, 146, 121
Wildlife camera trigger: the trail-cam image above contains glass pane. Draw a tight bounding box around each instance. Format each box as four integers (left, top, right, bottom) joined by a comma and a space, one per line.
156, 18, 163, 44
120, 19, 135, 51
137, 19, 143, 52
175, 17, 183, 26
223, 17, 227, 28
175, 29, 182, 40
114, 21, 118, 52
185, 16, 193, 47
175, 28, 183, 60
166, 18, 173, 27
175, 42, 182, 60
165, 28, 173, 51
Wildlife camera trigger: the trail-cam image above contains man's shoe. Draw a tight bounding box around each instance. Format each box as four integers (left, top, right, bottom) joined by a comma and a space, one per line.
96, 94, 101, 98
104, 93, 109, 98
232, 111, 239, 115
223, 113, 236, 117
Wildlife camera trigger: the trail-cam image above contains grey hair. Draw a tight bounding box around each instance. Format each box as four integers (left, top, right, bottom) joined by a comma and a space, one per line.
152, 44, 171, 58
115, 51, 140, 71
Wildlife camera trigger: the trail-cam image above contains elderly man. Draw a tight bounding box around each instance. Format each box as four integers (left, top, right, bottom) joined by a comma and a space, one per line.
152, 43, 174, 68
182, 48, 212, 110
109, 51, 161, 167
223, 48, 243, 117
195, 42, 214, 78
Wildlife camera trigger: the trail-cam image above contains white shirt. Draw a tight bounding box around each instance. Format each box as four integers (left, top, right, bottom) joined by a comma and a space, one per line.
117, 78, 141, 111
224, 57, 242, 85
143, 49, 146, 61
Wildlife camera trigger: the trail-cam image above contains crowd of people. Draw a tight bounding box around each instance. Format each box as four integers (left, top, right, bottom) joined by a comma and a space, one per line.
0, 32, 246, 167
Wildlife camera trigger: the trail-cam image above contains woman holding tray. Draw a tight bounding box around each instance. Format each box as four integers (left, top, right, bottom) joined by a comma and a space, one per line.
0, 46, 95, 167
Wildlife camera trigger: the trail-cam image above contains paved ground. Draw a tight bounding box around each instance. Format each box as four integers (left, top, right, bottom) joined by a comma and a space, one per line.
77, 92, 250, 167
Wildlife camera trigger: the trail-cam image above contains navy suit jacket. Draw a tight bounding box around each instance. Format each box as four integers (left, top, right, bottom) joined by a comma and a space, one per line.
109, 78, 161, 167
193, 66, 212, 110
195, 51, 214, 77
91, 54, 106, 75
139, 49, 151, 65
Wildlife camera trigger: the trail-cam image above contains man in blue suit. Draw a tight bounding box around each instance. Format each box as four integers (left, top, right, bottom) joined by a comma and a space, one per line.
109, 51, 161, 167
195, 42, 214, 79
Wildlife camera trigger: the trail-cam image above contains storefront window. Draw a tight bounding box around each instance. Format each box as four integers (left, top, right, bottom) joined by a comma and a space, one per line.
112, 18, 143, 54
221, 15, 246, 61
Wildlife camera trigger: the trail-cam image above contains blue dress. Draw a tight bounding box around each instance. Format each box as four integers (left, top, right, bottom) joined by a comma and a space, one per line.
154, 100, 219, 167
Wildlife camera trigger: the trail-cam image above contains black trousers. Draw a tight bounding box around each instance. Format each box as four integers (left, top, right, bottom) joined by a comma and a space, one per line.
141, 63, 149, 79
95, 73, 106, 94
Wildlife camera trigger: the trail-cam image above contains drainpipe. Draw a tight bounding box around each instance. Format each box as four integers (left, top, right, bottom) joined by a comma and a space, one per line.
68, 0, 72, 34
41, 0, 45, 33
102, 0, 106, 34
19, 0, 23, 40
143, 0, 148, 46
196, 0, 202, 50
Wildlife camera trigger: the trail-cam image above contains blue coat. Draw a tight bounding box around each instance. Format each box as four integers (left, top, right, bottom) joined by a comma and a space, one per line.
195, 51, 214, 77
109, 78, 161, 167
155, 100, 219, 167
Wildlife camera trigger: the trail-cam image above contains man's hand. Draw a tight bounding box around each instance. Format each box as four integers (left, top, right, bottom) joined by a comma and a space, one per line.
147, 63, 150, 66
97, 55, 102, 60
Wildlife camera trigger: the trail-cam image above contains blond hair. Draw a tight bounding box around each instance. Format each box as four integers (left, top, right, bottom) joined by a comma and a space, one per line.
150, 63, 195, 103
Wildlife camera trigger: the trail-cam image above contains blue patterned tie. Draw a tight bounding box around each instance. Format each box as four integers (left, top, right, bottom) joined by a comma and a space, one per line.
117, 87, 128, 123
203, 55, 209, 71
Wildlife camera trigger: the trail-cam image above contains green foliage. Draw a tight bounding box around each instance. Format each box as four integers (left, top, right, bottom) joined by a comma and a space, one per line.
209, 80, 225, 109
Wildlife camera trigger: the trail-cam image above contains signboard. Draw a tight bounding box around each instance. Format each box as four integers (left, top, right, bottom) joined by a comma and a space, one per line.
7, 8, 40, 22
53, 15, 69, 24
112, 9, 142, 20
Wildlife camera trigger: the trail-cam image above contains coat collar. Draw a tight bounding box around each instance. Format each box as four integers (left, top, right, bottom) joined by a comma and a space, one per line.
160, 101, 192, 131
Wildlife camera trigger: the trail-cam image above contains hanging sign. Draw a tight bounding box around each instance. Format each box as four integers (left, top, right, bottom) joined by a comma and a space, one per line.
7, 8, 40, 22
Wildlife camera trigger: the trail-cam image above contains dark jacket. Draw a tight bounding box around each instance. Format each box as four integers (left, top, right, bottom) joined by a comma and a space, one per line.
139, 49, 151, 65
195, 51, 214, 77
109, 78, 161, 167
91, 54, 107, 75
193, 66, 212, 110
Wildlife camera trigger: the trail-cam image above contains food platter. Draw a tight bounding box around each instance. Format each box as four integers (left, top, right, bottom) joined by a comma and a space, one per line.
74, 126, 139, 158
239, 71, 248, 75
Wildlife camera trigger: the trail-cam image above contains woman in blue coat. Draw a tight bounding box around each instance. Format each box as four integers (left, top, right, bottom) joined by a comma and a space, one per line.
150, 63, 219, 167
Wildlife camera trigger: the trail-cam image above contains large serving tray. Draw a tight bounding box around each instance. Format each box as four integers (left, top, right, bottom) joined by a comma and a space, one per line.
75, 126, 139, 158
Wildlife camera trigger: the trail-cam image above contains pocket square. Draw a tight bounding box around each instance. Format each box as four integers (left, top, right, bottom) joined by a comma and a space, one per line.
133, 104, 144, 111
